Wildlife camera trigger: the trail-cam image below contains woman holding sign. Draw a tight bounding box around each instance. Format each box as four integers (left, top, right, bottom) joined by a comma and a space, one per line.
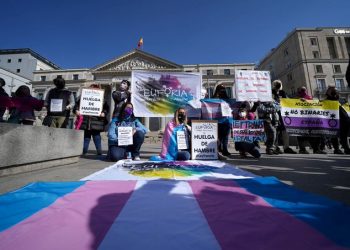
108, 102, 147, 161
151, 107, 192, 161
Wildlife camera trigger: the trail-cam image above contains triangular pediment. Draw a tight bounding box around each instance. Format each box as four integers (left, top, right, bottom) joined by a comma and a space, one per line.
93, 49, 182, 71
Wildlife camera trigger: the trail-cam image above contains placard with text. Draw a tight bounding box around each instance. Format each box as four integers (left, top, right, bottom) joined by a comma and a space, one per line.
191, 120, 218, 160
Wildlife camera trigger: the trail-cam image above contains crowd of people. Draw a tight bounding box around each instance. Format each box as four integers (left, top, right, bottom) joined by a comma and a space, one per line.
1, 72, 350, 160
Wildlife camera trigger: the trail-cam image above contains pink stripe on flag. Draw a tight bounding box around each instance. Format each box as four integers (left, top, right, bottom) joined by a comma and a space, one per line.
189, 180, 343, 250
0, 181, 136, 250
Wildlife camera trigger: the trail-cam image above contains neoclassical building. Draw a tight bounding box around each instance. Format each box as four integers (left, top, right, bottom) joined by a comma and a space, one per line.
32, 49, 254, 131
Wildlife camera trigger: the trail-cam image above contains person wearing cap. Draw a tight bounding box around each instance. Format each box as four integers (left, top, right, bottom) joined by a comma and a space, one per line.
112, 79, 131, 118
0, 78, 10, 122
43, 76, 75, 128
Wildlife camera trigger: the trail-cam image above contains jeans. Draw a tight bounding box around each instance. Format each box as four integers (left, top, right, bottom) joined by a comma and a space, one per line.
109, 130, 145, 161
177, 151, 191, 161
264, 121, 277, 151
83, 130, 102, 154
218, 122, 230, 153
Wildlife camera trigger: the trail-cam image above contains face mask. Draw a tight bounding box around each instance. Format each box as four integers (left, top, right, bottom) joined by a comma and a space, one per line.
124, 107, 133, 117
178, 113, 185, 123
239, 111, 247, 118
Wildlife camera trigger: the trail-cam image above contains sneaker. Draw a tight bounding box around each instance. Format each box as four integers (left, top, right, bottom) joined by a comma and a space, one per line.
299, 149, 310, 154
274, 147, 283, 154
266, 149, 275, 155
133, 156, 141, 161
333, 149, 344, 154
313, 150, 327, 154
284, 147, 297, 154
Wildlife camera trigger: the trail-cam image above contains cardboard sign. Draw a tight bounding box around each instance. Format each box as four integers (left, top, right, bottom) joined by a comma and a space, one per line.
80, 88, 104, 116
191, 120, 218, 160
50, 99, 63, 112
118, 127, 133, 146
177, 130, 188, 150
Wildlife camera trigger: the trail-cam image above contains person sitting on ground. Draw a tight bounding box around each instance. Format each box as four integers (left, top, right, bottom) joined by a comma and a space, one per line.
324, 86, 350, 154
233, 103, 261, 158
108, 102, 147, 161
272, 80, 297, 154
151, 107, 192, 161
8, 85, 43, 125
74, 84, 109, 155
112, 79, 131, 118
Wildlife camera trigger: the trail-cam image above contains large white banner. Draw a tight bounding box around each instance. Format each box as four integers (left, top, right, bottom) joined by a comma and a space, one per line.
235, 70, 272, 102
132, 71, 202, 117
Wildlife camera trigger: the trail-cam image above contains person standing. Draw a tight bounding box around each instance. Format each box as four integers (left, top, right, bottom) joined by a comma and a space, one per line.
74, 84, 109, 155
212, 83, 231, 156
44, 76, 75, 128
0, 78, 9, 122
112, 79, 131, 118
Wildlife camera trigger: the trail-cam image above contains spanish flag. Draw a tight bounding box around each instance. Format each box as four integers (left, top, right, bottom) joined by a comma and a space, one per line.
137, 38, 143, 48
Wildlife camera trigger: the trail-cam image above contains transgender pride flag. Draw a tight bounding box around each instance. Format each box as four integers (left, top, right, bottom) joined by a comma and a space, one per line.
0, 161, 350, 249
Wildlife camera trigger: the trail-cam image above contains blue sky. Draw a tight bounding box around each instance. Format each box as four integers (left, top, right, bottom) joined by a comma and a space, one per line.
2, 0, 350, 69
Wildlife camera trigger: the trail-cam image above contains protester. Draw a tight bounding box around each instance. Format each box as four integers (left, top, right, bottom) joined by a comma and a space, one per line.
346, 54, 350, 87
43, 76, 75, 128
233, 103, 261, 158
7, 85, 43, 125
296, 87, 326, 154
108, 102, 147, 161
112, 79, 131, 118
257, 100, 280, 155
0, 78, 9, 122
272, 80, 297, 154
74, 84, 109, 155
212, 83, 231, 156
324, 86, 350, 154
151, 107, 192, 161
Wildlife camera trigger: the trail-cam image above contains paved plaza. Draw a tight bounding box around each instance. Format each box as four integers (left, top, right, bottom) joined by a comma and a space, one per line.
1, 134, 350, 206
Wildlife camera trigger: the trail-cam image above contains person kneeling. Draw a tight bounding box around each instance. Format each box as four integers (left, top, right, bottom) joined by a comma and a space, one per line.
108, 102, 147, 161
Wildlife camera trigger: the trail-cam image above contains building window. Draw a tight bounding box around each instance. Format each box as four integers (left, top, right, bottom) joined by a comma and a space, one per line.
335, 79, 345, 90
283, 48, 289, 56
16, 69, 20, 73
287, 73, 293, 81
40, 76, 46, 81
334, 65, 342, 74
315, 65, 323, 73
316, 79, 326, 91
73, 74, 79, 80
224, 69, 230, 75
7, 59, 11, 63
18, 58, 22, 63
286, 62, 292, 69
345, 37, 350, 55
327, 37, 338, 59
73, 92, 77, 101
313, 51, 320, 58
206, 70, 213, 76
310, 37, 318, 46
37, 93, 44, 100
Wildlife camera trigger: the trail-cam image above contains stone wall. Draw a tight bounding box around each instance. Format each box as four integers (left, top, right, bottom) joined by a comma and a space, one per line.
0, 123, 83, 176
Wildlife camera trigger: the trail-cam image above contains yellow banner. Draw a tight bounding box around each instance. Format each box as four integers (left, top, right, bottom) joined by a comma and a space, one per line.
280, 99, 339, 110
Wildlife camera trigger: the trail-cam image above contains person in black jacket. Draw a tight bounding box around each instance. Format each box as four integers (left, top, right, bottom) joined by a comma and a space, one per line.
0, 78, 9, 122
44, 76, 75, 128
74, 84, 109, 155
346, 54, 350, 87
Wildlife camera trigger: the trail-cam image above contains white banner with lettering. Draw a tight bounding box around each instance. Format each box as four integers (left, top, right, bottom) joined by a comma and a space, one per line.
132, 70, 202, 117
191, 120, 218, 160
235, 70, 272, 102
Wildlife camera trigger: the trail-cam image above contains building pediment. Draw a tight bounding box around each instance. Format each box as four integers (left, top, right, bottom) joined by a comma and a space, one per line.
93, 49, 182, 72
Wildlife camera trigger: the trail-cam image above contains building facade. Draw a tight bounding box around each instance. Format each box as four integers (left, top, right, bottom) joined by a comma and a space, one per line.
258, 27, 350, 102
0, 67, 31, 96
32, 49, 254, 131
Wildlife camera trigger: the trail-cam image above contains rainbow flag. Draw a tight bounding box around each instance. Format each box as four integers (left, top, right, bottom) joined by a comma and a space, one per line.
1, 165, 349, 249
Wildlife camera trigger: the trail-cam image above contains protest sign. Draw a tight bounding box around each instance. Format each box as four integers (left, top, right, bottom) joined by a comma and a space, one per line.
235, 70, 272, 102
191, 120, 218, 160
79, 88, 104, 116
118, 127, 133, 146
132, 70, 201, 117
281, 99, 339, 136
232, 120, 265, 142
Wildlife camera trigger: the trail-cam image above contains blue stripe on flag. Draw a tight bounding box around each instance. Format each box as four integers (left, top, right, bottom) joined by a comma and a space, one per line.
98, 180, 220, 250
236, 177, 350, 248
0, 181, 86, 232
